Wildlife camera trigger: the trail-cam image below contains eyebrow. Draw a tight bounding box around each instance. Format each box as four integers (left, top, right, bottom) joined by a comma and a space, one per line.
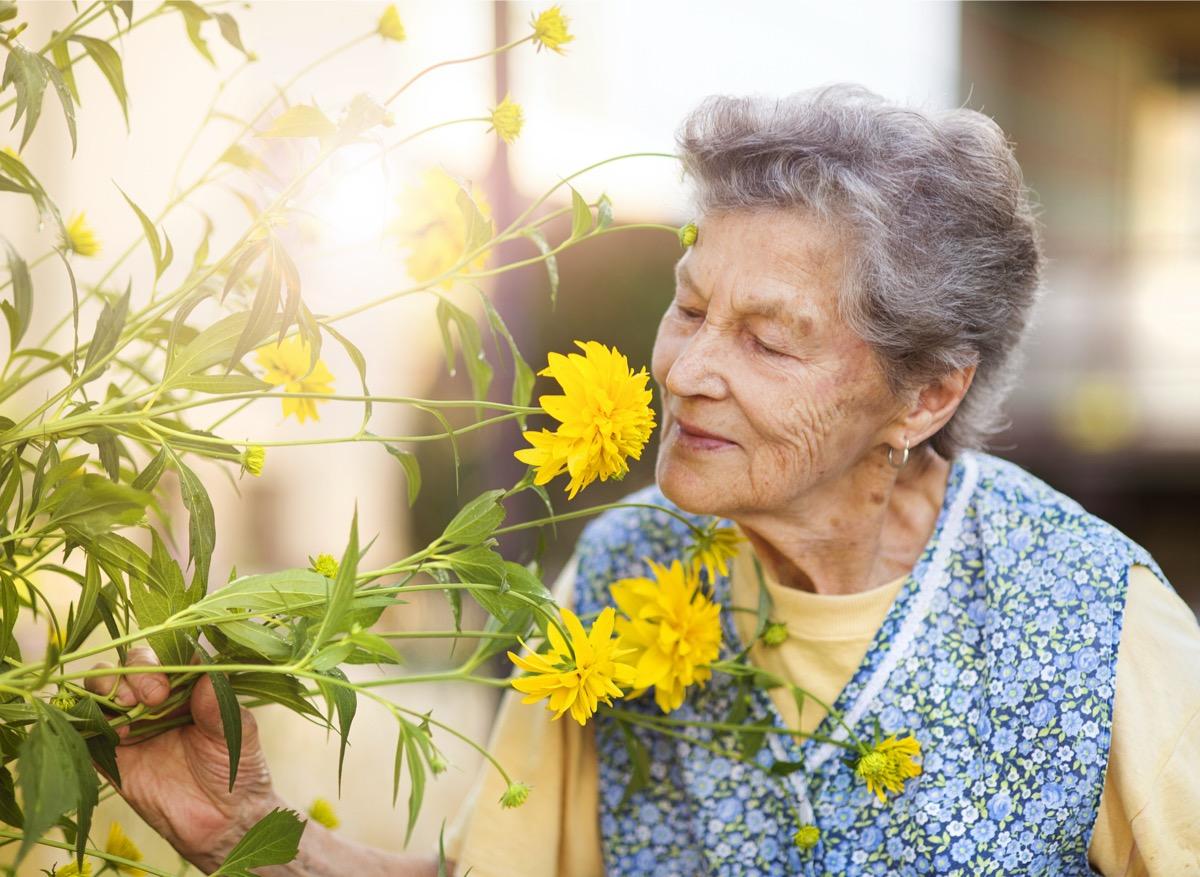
674, 261, 813, 333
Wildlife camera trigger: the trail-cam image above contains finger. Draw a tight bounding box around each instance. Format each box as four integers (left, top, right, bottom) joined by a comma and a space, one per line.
124, 643, 171, 708
84, 662, 120, 698
190, 675, 258, 745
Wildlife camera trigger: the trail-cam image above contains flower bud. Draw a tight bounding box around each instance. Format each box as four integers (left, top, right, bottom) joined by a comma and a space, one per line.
761, 621, 789, 647
678, 221, 698, 249
793, 824, 820, 851
499, 781, 530, 809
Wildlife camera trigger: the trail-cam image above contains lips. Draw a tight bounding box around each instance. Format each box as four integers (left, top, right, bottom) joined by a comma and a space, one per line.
674, 417, 735, 445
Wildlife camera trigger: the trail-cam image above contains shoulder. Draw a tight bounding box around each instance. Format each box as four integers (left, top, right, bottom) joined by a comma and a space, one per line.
1104, 564, 1200, 827
968, 451, 1158, 573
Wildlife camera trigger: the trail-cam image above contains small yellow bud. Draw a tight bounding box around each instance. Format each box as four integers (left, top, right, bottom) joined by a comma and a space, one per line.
50, 690, 78, 711
312, 553, 339, 579
793, 824, 820, 851
376, 4, 405, 42
678, 221, 698, 249
429, 752, 448, 774
307, 797, 339, 829
761, 621, 789, 647
52, 861, 94, 877
242, 445, 266, 476
499, 781, 530, 809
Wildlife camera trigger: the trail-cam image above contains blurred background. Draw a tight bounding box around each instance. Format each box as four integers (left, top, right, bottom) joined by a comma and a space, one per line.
2, 0, 1197, 872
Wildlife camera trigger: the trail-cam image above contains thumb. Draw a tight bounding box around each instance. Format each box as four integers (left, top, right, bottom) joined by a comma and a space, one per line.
190, 675, 258, 746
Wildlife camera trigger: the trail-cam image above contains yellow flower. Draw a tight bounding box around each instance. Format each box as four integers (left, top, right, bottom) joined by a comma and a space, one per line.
678, 220, 698, 248
104, 821, 145, 875
854, 734, 922, 802
62, 211, 101, 257
307, 797, 339, 829
488, 94, 524, 144
793, 824, 820, 851
507, 606, 636, 726
530, 5, 574, 54
686, 524, 743, 583
254, 336, 335, 423
311, 553, 339, 578
610, 558, 723, 714
513, 341, 656, 500
499, 781, 530, 808
389, 167, 492, 290
376, 4, 405, 41
52, 862, 93, 877
242, 445, 265, 476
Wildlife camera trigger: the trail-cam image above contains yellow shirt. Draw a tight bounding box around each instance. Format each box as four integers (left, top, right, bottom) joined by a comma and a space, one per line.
447, 539, 1200, 876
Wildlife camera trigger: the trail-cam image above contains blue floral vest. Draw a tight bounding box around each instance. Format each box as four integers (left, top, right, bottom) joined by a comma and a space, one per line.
572, 451, 1171, 876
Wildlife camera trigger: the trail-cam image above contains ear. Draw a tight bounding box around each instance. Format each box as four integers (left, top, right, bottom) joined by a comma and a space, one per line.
891, 364, 977, 448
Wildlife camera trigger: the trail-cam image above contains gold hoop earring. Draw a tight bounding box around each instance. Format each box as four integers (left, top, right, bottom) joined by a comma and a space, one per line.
887, 437, 910, 469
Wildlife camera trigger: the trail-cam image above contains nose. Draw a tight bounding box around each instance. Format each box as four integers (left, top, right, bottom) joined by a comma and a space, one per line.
664, 322, 729, 401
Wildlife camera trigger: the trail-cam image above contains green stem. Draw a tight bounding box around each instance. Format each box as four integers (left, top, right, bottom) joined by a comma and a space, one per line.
492, 501, 706, 539
0, 828, 176, 877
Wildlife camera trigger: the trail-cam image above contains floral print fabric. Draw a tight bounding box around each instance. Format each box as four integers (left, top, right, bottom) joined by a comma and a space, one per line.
573, 451, 1171, 876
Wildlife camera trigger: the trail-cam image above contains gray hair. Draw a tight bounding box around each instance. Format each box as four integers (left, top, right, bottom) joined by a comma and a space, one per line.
674, 83, 1045, 458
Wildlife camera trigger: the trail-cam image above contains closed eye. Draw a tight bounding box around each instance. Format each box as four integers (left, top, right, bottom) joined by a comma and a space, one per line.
674, 303, 704, 321
752, 336, 789, 358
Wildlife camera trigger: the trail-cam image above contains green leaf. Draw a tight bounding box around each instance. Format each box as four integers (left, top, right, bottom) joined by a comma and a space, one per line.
116, 185, 169, 279
568, 184, 592, 241
317, 667, 355, 792
322, 322, 370, 431
213, 11, 252, 58
18, 702, 98, 867
68, 696, 120, 787
521, 227, 558, 307
64, 555, 102, 653
3, 242, 33, 350
211, 808, 306, 876
164, 446, 214, 599
0, 45, 76, 155
312, 507, 359, 651
172, 373, 272, 394
379, 439, 420, 507
229, 672, 323, 722
126, 529, 192, 667
42, 473, 151, 538
219, 237, 268, 304
81, 281, 130, 381
455, 184, 494, 262
227, 252, 282, 373
130, 447, 168, 492
195, 642, 242, 792
403, 722, 425, 845
476, 289, 534, 423
441, 490, 505, 545
218, 143, 266, 173
0, 765, 22, 828
49, 33, 79, 105
166, 310, 282, 383
616, 720, 650, 810
434, 297, 492, 403
167, 1, 215, 66
69, 34, 129, 129
257, 104, 336, 139
194, 569, 394, 618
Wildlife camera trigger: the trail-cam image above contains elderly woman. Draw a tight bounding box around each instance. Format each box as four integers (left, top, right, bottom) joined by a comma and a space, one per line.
98, 85, 1200, 876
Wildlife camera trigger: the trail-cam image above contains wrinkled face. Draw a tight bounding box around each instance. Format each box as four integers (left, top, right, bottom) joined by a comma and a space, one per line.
652, 209, 902, 517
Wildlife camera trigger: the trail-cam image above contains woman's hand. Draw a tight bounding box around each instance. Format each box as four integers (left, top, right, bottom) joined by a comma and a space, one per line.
85, 645, 284, 873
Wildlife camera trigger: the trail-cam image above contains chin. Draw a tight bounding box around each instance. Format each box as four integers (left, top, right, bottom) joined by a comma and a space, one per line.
655, 453, 737, 518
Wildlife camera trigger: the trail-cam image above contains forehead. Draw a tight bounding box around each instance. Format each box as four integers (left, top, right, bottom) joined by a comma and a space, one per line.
673, 210, 843, 320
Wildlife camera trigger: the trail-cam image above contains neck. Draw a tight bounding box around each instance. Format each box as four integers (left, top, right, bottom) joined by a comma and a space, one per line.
733, 446, 951, 596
